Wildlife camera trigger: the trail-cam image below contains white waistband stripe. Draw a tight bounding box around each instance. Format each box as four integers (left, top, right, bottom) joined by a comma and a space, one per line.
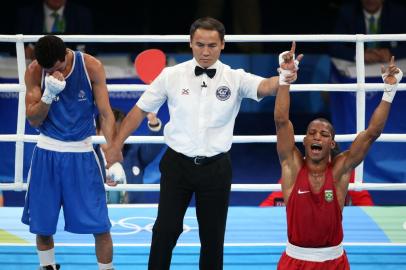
37, 134, 93, 152
286, 242, 344, 262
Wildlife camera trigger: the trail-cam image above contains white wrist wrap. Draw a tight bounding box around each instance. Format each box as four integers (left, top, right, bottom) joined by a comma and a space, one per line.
107, 162, 126, 184
41, 75, 66, 104
382, 84, 397, 103
279, 69, 292, 85
278, 51, 299, 85
41, 92, 55, 105
382, 68, 403, 103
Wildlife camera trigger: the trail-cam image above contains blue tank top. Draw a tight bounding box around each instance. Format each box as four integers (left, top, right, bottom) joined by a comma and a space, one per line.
39, 51, 96, 141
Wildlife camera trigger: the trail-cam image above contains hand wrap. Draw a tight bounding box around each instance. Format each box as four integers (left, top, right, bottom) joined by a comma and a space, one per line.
41, 75, 66, 104
107, 162, 126, 184
382, 68, 403, 103
278, 51, 299, 85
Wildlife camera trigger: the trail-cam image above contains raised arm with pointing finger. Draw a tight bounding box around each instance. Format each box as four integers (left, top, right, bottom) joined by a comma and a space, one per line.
275, 53, 402, 269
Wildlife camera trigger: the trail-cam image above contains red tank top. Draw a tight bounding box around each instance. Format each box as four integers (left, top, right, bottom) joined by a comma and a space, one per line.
286, 163, 343, 247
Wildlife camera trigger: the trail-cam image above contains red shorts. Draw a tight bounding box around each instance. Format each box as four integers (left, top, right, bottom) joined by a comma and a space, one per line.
277, 251, 350, 270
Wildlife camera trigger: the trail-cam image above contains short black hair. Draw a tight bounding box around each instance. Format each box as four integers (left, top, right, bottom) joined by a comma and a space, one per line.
34, 35, 67, 68
190, 17, 225, 41
307, 118, 336, 140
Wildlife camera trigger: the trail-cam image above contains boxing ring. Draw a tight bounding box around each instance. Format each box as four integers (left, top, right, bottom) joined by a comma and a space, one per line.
0, 34, 406, 269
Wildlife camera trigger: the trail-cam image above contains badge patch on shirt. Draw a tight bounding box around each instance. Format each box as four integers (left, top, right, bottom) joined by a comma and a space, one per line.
325, 190, 333, 202
216, 86, 231, 101
78, 90, 87, 101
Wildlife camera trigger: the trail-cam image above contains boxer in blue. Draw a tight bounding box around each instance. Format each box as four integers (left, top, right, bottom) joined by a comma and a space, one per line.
22, 35, 116, 270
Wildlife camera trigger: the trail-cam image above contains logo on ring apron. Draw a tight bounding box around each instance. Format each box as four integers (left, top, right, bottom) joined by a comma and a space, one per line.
216, 86, 231, 101
325, 189, 333, 202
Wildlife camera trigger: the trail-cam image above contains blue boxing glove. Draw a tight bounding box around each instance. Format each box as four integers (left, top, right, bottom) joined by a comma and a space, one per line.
41, 75, 66, 104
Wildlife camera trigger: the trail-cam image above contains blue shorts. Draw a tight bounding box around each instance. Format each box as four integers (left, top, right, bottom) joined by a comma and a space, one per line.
22, 146, 111, 235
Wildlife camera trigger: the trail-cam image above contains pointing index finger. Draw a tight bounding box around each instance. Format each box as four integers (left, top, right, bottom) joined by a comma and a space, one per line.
290, 41, 296, 54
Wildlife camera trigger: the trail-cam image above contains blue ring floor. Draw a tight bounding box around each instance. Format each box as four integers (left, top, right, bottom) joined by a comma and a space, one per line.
0, 206, 405, 269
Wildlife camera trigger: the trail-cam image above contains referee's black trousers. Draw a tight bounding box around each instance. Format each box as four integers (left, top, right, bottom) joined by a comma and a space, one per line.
148, 148, 232, 270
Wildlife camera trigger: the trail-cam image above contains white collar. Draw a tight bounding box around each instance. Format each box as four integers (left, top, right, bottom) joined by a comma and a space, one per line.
363, 7, 382, 20
192, 58, 220, 70
44, 3, 65, 17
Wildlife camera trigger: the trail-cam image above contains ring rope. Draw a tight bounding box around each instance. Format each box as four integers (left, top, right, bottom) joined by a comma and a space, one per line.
2, 83, 406, 93
1, 183, 406, 192
2, 33, 406, 43
1, 33, 405, 191
1, 134, 406, 143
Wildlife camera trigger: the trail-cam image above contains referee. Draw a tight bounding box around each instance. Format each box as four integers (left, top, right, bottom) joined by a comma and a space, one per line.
106, 17, 299, 270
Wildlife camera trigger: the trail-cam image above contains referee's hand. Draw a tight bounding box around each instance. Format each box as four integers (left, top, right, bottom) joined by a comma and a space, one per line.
105, 144, 123, 169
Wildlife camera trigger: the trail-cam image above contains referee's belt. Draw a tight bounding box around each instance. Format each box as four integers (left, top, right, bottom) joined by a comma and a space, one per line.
172, 148, 227, 165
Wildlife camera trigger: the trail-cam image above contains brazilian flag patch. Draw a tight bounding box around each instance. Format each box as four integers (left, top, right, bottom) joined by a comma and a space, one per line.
325, 190, 333, 202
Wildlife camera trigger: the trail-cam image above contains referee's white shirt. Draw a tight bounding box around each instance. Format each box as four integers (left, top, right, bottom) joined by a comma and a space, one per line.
136, 58, 264, 157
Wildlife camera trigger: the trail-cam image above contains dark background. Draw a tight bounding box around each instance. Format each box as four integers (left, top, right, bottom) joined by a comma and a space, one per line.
1, 0, 405, 54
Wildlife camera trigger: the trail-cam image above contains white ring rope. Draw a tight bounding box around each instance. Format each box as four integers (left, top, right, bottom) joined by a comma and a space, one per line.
1, 34, 406, 191
2, 83, 406, 93
1, 134, 406, 143
1, 182, 406, 192
2, 33, 406, 43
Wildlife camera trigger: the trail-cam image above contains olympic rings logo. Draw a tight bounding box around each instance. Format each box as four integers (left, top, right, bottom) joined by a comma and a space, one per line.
110, 216, 199, 235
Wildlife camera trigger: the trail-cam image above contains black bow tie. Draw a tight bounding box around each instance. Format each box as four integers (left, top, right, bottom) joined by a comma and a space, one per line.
195, 66, 216, 78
